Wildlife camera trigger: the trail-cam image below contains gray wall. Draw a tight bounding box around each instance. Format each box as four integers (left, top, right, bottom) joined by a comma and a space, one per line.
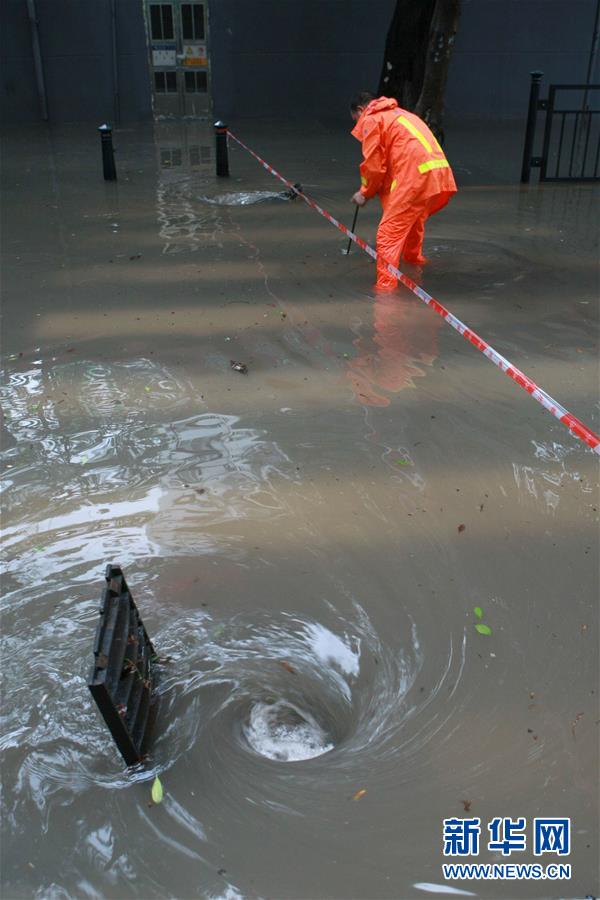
1, 0, 152, 123
208, 0, 396, 121
1, 0, 598, 124
445, 0, 599, 120
210, 0, 599, 122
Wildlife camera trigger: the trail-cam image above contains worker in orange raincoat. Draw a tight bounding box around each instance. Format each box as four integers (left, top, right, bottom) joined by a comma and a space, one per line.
350, 92, 457, 292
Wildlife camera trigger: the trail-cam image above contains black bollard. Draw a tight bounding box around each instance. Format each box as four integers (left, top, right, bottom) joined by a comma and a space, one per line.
520, 71, 543, 184
98, 123, 117, 181
214, 120, 229, 177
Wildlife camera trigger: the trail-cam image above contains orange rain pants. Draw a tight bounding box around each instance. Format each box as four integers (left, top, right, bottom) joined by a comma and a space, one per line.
351, 97, 458, 291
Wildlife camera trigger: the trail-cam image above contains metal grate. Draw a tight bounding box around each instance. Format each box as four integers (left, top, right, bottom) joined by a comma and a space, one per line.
88, 565, 158, 767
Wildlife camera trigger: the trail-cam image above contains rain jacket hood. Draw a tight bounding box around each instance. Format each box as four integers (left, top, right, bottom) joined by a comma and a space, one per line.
351, 96, 398, 141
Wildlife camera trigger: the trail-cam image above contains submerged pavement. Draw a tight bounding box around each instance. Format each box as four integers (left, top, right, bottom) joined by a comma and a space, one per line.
1, 118, 598, 900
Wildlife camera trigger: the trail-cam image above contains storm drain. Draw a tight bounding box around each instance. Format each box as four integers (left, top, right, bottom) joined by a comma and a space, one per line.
88, 564, 158, 766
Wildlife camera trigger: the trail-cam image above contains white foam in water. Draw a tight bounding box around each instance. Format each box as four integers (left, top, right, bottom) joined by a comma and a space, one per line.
200, 191, 289, 206
303, 623, 360, 677
243, 700, 333, 762
414, 884, 476, 896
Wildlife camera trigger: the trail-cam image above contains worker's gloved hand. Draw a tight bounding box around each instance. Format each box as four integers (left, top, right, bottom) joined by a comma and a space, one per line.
351, 191, 367, 207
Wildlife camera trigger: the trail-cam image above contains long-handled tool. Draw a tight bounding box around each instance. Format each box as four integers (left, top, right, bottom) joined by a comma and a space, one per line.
344, 205, 359, 255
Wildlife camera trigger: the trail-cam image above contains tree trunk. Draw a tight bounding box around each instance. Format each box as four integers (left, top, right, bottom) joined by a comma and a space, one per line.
378, 0, 461, 141
415, 0, 461, 139
377, 0, 436, 110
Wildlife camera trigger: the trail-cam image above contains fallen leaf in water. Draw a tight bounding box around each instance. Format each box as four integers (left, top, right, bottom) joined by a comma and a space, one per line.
151, 776, 164, 804
473, 607, 483, 619
458, 524, 466, 533
395, 459, 412, 466
462, 799, 472, 812
280, 661, 296, 674
352, 789, 367, 801
475, 623, 492, 636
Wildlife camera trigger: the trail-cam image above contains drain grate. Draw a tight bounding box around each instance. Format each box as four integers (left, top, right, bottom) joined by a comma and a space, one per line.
88, 565, 157, 766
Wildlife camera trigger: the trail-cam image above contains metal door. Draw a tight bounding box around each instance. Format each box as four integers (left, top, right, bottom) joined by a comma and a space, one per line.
144, 2, 210, 118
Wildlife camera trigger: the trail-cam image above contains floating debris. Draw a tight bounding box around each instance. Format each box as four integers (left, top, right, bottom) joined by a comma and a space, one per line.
230, 360, 248, 374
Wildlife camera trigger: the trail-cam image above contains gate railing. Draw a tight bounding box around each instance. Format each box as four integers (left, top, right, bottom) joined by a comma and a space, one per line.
521, 71, 600, 183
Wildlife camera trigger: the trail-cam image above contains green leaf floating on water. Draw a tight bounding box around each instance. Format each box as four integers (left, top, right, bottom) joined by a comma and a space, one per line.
395, 459, 411, 466
151, 776, 164, 804
473, 607, 483, 619
475, 623, 492, 636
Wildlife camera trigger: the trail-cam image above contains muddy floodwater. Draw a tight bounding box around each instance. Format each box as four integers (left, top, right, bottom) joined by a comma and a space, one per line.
1, 119, 598, 900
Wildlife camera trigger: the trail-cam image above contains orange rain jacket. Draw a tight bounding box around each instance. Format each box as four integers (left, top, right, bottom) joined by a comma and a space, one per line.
351, 97, 457, 288
351, 96, 457, 218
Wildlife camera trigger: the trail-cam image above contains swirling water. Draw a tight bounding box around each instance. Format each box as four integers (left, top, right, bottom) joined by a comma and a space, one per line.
2, 124, 598, 898
1, 354, 475, 899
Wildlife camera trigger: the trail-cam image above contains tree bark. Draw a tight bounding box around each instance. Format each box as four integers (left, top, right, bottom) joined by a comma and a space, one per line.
377, 0, 436, 110
415, 0, 461, 138
378, 0, 461, 140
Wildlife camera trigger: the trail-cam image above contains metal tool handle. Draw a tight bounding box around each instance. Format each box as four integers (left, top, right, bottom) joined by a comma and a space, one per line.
346, 205, 359, 255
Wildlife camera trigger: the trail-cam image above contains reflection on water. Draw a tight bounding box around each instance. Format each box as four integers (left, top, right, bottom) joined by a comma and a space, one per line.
346, 294, 441, 407
0, 357, 295, 581
156, 177, 225, 255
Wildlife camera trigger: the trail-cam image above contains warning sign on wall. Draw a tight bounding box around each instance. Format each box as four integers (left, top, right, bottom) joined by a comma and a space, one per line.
152, 48, 176, 66
182, 43, 207, 66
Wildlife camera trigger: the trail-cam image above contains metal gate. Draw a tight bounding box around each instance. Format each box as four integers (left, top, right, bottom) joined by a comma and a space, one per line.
143, 1, 210, 118
521, 72, 600, 183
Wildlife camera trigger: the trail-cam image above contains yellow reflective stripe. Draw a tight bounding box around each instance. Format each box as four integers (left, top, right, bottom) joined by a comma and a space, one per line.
390, 179, 397, 192
397, 115, 432, 153
418, 158, 450, 174
360, 175, 368, 186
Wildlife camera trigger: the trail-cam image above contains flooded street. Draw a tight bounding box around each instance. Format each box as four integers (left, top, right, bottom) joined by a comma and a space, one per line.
1, 119, 598, 899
